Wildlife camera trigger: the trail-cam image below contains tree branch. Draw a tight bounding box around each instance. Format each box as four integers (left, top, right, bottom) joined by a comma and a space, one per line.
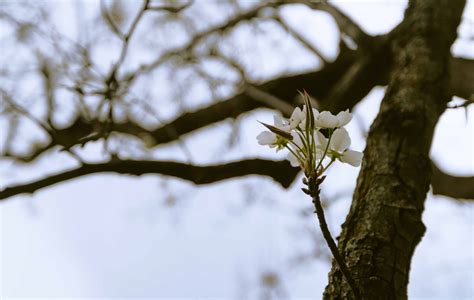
431, 162, 474, 200
6, 52, 472, 165
273, 14, 329, 64
450, 56, 474, 101
299, 0, 372, 48
4, 46, 358, 162
123, 1, 289, 82
0, 159, 299, 200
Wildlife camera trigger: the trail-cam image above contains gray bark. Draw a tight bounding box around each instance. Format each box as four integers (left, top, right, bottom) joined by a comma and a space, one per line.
324, 0, 466, 299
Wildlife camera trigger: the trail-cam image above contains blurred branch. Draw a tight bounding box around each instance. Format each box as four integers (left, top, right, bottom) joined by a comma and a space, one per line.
431, 162, 474, 200
272, 14, 328, 64
215, 51, 294, 115
3, 47, 359, 161
38, 56, 55, 126
0, 89, 54, 135
243, 84, 293, 116
147, 1, 193, 13
297, 0, 372, 48
323, 39, 391, 112
100, 0, 125, 39
123, 1, 288, 82
4, 2, 471, 172
0, 159, 299, 200
449, 56, 474, 101
113, 0, 150, 71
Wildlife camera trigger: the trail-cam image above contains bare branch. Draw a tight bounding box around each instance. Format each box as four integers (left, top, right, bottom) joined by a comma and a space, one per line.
449, 56, 474, 101
298, 0, 372, 48
147, 0, 193, 13
113, 0, 150, 71
4, 46, 359, 161
0, 159, 299, 200
273, 14, 329, 64
100, 0, 125, 39
0, 89, 54, 136
122, 1, 288, 82
431, 162, 474, 200
38, 56, 55, 126
243, 84, 293, 116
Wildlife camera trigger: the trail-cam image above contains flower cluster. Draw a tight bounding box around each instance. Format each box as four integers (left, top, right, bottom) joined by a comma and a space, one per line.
257, 92, 363, 177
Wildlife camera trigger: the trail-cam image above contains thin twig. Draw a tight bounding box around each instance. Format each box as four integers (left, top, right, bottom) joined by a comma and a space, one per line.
244, 84, 294, 116
100, 0, 125, 39
304, 176, 361, 299
273, 14, 328, 65
147, 0, 193, 13
114, 0, 150, 70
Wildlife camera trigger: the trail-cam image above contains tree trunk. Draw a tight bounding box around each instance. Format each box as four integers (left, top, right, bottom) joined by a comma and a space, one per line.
324, 1, 465, 299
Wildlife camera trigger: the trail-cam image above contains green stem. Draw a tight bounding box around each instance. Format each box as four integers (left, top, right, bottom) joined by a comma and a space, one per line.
315, 129, 333, 173
285, 145, 305, 165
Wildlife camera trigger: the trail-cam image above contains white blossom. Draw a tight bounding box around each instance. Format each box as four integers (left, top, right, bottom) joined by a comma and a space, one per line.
316, 128, 363, 166
256, 92, 362, 175
257, 131, 277, 147
336, 109, 352, 127
340, 150, 363, 167
330, 128, 351, 152
315, 111, 339, 128
273, 115, 291, 132
289, 107, 305, 129
314, 109, 353, 129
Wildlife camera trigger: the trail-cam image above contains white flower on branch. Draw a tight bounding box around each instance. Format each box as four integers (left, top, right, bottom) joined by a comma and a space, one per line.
336, 109, 352, 127
256, 91, 363, 176
256, 91, 364, 300
273, 115, 291, 132
289, 107, 305, 129
340, 150, 363, 167
315, 111, 339, 128
257, 131, 277, 147
317, 128, 363, 167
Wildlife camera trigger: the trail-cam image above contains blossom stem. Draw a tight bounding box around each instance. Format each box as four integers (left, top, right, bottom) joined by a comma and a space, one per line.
295, 128, 310, 157
315, 130, 333, 173
307, 179, 361, 300
285, 145, 305, 165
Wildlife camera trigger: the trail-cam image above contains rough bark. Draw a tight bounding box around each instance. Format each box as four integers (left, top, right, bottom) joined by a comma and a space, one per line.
324, 1, 466, 299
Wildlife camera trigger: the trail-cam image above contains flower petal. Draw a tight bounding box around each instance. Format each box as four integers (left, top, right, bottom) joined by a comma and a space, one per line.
315, 111, 338, 128
257, 131, 277, 145
316, 130, 328, 151
312, 108, 320, 120
289, 107, 305, 129
273, 115, 290, 132
273, 115, 284, 127
340, 150, 363, 167
330, 128, 351, 152
336, 109, 352, 127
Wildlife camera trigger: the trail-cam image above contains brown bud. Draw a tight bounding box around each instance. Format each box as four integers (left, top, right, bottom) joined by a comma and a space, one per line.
258, 122, 293, 140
